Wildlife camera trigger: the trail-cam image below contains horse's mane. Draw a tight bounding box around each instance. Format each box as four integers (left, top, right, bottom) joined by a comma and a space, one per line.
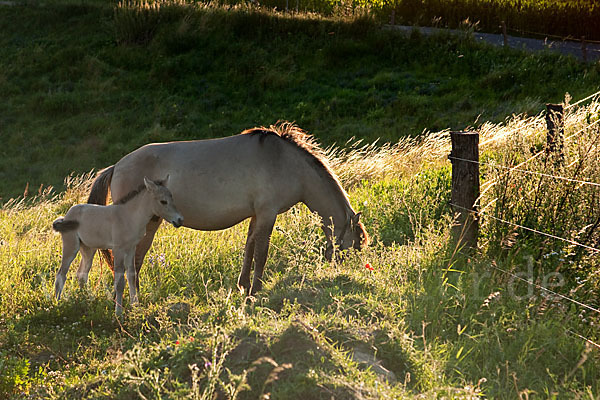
242, 122, 355, 215
242, 122, 330, 169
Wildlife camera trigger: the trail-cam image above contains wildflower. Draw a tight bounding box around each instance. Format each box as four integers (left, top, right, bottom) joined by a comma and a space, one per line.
204, 361, 212, 368
365, 263, 374, 271
175, 340, 180, 345
189, 337, 194, 342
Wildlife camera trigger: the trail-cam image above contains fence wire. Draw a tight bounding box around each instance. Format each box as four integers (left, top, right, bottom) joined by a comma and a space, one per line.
450, 203, 600, 254
449, 156, 600, 187
487, 258, 600, 350
565, 89, 600, 110
477, 117, 600, 200
449, 91, 600, 355
450, 202, 600, 350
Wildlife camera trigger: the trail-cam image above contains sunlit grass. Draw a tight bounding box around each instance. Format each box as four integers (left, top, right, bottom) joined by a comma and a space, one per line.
2, 101, 600, 398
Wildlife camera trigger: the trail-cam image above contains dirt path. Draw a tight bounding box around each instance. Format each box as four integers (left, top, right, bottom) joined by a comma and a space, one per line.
387, 25, 600, 62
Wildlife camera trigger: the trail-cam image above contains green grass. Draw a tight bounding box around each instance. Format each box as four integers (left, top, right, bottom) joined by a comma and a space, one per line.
2, 2, 600, 398
1, 0, 599, 200
2, 104, 600, 398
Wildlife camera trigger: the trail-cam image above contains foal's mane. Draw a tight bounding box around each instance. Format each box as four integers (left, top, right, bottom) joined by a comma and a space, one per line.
114, 179, 164, 205
115, 184, 146, 205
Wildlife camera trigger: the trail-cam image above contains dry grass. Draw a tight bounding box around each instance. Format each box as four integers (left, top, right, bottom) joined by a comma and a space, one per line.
329, 96, 600, 187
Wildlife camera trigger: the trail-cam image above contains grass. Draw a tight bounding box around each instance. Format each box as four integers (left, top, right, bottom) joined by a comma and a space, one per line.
2, 101, 600, 398
2, 1, 600, 398
1, 0, 600, 200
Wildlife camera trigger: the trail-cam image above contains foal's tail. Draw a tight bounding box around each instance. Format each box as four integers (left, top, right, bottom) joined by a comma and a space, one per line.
87, 166, 115, 270
52, 218, 79, 232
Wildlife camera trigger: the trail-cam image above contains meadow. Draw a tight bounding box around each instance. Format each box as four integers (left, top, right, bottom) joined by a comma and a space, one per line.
2, 0, 600, 200
1, 1, 600, 398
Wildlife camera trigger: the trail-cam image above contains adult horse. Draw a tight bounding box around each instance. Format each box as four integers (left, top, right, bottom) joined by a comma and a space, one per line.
87, 123, 368, 295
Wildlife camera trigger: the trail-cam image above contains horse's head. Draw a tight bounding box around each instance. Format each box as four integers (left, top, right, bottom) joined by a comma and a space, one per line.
144, 176, 184, 228
325, 212, 369, 261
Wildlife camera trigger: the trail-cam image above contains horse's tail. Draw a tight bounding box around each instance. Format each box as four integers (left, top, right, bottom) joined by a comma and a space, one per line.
88, 166, 115, 270
52, 218, 79, 232
88, 166, 114, 205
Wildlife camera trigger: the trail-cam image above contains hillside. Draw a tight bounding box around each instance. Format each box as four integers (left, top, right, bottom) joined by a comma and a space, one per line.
1, 0, 599, 200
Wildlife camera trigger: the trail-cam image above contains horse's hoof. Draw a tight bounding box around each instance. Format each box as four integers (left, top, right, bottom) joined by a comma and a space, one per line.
237, 280, 251, 295
249, 283, 262, 296
237, 285, 251, 297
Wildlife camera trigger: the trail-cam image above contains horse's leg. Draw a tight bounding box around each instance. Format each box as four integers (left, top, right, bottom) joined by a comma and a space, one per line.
134, 217, 162, 292
76, 244, 96, 288
237, 216, 256, 294
250, 213, 277, 295
113, 250, 126, 316
55, 233, 80, 300
125, 250, 138, 305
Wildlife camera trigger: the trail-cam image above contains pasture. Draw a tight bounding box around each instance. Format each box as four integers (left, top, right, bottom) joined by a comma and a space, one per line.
1, 1, 600, 398
2, 0, 600, 200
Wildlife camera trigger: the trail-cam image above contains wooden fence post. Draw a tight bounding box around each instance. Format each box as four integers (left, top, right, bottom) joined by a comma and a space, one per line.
545, 103, 564, 157
581, 36, 588, 63
449, 131, 480, 250
501, 21, 508, 47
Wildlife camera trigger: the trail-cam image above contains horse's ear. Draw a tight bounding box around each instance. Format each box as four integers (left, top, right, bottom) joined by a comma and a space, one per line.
144, 176, 158, 191
352, 212, 362, 225
163, 174, 170, 185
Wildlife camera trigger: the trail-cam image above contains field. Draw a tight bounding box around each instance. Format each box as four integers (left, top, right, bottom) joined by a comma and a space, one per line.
2, 0, 600, 201
1, 1, 600, 399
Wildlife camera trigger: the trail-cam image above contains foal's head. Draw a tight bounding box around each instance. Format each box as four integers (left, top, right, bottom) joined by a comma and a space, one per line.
326, 212, 369, 261
144, 176, 184, 228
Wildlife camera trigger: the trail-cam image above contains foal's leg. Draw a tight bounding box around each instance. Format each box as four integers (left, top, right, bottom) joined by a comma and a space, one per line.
76, 244, 96, 288
133, 217, 162, 292
250, 213, 277, 295
237, 217, 256, 294
113, 251, 126, 316
55, 233, 80, 300
124, 250, 138, 305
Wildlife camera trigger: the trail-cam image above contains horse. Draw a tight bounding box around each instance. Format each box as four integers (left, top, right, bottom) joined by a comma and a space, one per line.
53, 176, 184, 315
86, 123, 369, 296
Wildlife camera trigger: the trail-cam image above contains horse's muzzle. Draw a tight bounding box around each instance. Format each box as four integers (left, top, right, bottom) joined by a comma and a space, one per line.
172, 218, 184, 228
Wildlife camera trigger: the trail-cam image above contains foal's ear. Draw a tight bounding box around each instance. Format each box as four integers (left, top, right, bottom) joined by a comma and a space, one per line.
352, 212, 362, 225
144, 176, 159, 191
163, 174, 170, 185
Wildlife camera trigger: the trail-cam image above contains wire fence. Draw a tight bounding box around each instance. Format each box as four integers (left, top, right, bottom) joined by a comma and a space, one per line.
450, 89, 600, 351
478, 116, 600, 202
479, 89, 600, 148
451, 203, 600, 254
565, 89, 600, 110
449, 155, 600, 187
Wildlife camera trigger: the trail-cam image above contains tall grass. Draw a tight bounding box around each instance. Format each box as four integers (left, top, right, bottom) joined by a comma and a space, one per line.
3, 102, 600, 398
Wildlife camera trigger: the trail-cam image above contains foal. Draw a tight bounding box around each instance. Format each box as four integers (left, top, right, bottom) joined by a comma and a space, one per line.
53, 176, 183, 315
